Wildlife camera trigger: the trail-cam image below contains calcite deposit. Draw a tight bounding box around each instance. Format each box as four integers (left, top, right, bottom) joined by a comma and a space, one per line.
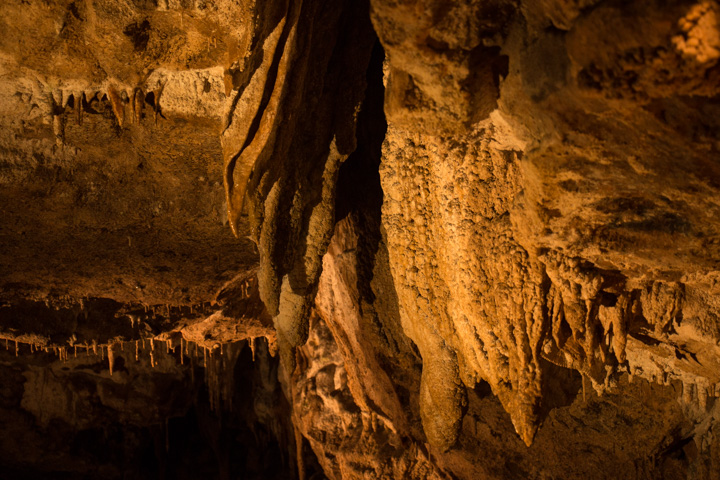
1, 0, 720, 478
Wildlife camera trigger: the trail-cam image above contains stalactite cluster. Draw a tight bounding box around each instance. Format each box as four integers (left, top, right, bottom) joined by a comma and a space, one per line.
2, 0, 720, 478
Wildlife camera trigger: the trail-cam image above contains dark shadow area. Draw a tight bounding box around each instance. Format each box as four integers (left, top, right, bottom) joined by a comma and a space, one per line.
0, 338, 324, 480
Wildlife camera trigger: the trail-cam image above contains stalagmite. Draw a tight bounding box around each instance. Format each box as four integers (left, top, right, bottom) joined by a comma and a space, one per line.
15, 340, 18, 357
92, 341, 97, 356
74, 345, 77, 358
294, 421, 305, 480
135, 340, 139, 361
150, 351, 155, 368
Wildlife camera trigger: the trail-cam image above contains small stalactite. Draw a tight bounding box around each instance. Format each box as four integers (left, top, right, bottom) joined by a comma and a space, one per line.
75, 91, 84, 125
153, 82, 166, 125
133, 87, 144, 124
51, 93, 65, 147
107, 85, 125, 127
189, 341, 195, 383
108, 343, 115, 376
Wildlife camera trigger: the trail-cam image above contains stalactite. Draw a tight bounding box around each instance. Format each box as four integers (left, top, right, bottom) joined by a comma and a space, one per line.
75, 91, 84, 125
107, 85, 125, 127
50, 90, 65, 146
132, 87, 144, 124
107, 343, 114, 375
52, 109, 65, 146
15, 340, 19, 357
190, 344, 195, 383
153, 81, 165, 124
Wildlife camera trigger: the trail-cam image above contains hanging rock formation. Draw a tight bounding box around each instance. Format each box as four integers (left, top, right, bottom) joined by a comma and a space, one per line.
1, 0, 720, 478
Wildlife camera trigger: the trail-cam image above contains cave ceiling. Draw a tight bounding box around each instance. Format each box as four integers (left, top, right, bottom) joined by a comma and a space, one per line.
1, 0, 720, 479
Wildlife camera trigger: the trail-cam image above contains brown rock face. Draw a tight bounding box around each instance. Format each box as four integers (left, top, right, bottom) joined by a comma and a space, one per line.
2, 0, 720, 478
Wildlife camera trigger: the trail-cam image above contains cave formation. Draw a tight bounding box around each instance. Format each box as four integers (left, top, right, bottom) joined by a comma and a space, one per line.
1, 0, 720, 478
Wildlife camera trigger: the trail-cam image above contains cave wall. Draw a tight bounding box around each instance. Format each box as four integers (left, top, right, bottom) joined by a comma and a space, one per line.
1, 0, 720, 479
